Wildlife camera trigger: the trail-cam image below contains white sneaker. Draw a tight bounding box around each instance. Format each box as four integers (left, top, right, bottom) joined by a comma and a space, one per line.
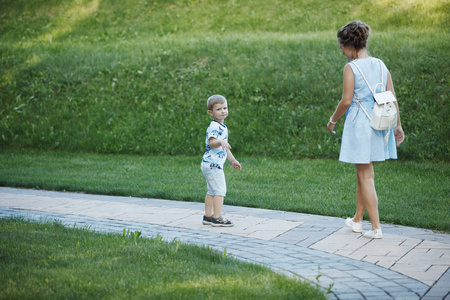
345, 218, 362, 233
363, 228, 383, 239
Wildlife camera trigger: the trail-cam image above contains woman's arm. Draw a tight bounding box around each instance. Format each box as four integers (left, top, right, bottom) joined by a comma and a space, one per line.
386, 71, 404, 146
327, 64, 355, 134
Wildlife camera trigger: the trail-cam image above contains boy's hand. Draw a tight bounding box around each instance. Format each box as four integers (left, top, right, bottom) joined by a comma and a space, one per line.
220, 140, 232, 151
232, 160, 241, 170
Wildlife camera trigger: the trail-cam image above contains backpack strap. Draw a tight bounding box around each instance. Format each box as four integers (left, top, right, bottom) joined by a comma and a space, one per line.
354, 95, 371, 121
350, 60, 374, 121
350, 59, 386, 94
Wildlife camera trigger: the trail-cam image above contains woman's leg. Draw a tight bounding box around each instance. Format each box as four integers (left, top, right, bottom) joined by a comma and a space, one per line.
353, 166, 365, 222
355, 163, 380, 230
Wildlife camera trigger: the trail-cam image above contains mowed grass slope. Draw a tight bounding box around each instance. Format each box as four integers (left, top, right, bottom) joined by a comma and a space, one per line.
0, 0, 449, 160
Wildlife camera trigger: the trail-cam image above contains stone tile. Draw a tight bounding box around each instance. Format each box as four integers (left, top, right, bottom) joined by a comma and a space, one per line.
0, 195, 40, 207
224, 215, 268, 228
391, 264, 449, 286
396, 248, 450, 266
243, 230, 286, 240
309, 228, 369, 253
236, 216, 301, 232
272, 230, 309, 244
122, 212, 178, 224
387, 292, 421, 299
6, 197, 68, 210
45, 200, 105, 214
333, 249, 367, 260
375, 257, 398, 269
418, 240, 450, 249
330, 293, 364, 299
398, 237, 423, 247
165, 214, 206, 230
422, 268, 450, 299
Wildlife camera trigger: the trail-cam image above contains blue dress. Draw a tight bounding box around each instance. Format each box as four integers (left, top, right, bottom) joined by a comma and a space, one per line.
339, 57, 398, 164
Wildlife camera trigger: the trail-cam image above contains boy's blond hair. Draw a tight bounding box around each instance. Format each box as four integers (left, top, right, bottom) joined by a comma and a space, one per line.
207, 95, 227, 111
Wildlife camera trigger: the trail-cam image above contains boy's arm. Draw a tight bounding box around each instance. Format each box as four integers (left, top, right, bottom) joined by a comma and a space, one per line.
208, 137, 231, 151
209, 137, 241, 170
227, 150, 241, 170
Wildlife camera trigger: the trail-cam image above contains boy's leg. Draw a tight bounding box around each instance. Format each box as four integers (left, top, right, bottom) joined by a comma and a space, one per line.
205, 194, 214, 217
212, 196, 224, 219
201, 166, 227, 220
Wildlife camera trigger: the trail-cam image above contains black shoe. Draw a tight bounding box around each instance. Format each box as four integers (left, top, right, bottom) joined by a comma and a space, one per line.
202, 215, 212, 225
211, 216, 234, 227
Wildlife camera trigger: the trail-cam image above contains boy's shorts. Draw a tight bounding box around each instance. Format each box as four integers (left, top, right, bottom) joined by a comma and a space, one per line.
201, 166, 226, 197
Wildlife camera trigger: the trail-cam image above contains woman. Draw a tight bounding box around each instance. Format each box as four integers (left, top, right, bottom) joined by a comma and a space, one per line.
327, 21, 405, 239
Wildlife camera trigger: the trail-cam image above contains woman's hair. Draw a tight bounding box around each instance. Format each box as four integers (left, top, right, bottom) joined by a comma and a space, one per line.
207, 95, 227, 111
337, 21, 371, 50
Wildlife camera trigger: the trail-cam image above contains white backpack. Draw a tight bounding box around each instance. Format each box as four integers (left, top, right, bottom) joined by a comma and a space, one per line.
351, 60, 398, 144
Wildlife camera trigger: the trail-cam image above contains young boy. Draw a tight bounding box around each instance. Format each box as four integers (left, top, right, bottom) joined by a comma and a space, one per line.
201, 95, 241, 227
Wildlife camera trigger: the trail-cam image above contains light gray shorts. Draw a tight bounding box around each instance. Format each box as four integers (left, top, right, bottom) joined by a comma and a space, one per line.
201, 166, 226, 197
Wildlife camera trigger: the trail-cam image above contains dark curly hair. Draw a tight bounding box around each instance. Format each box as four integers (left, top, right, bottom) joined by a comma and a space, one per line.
337, 21, 371, 50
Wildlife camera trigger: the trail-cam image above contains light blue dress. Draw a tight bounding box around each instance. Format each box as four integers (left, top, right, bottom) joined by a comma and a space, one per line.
339, 57, 397, 164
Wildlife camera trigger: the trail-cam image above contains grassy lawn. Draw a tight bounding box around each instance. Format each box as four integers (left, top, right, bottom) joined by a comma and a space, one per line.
1, 150, 448, 233
0, 217, 326, 299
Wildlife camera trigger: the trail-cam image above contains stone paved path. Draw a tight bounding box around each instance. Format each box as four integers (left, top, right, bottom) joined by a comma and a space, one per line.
1, 187, 449, 299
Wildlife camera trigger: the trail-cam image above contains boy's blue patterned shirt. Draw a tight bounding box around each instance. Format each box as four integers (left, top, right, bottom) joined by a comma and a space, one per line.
202, 120, 228, 169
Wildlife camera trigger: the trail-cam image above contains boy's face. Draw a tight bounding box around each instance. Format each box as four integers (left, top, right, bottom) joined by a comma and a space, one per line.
208, 102, 228, 123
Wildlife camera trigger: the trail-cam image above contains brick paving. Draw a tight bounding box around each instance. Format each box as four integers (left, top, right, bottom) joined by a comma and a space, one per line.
1, 187, 449, 299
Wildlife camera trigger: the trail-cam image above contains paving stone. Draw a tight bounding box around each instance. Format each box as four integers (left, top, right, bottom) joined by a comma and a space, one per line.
387, 291, 421, 299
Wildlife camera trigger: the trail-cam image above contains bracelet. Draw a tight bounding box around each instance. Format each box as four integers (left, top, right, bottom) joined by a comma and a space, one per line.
329, 117, 337, 125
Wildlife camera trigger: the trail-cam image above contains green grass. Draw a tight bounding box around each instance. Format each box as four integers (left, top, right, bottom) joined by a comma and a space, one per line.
1, 0, 449, 160
1, 150, 448, 232
0, 217, 326, 299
